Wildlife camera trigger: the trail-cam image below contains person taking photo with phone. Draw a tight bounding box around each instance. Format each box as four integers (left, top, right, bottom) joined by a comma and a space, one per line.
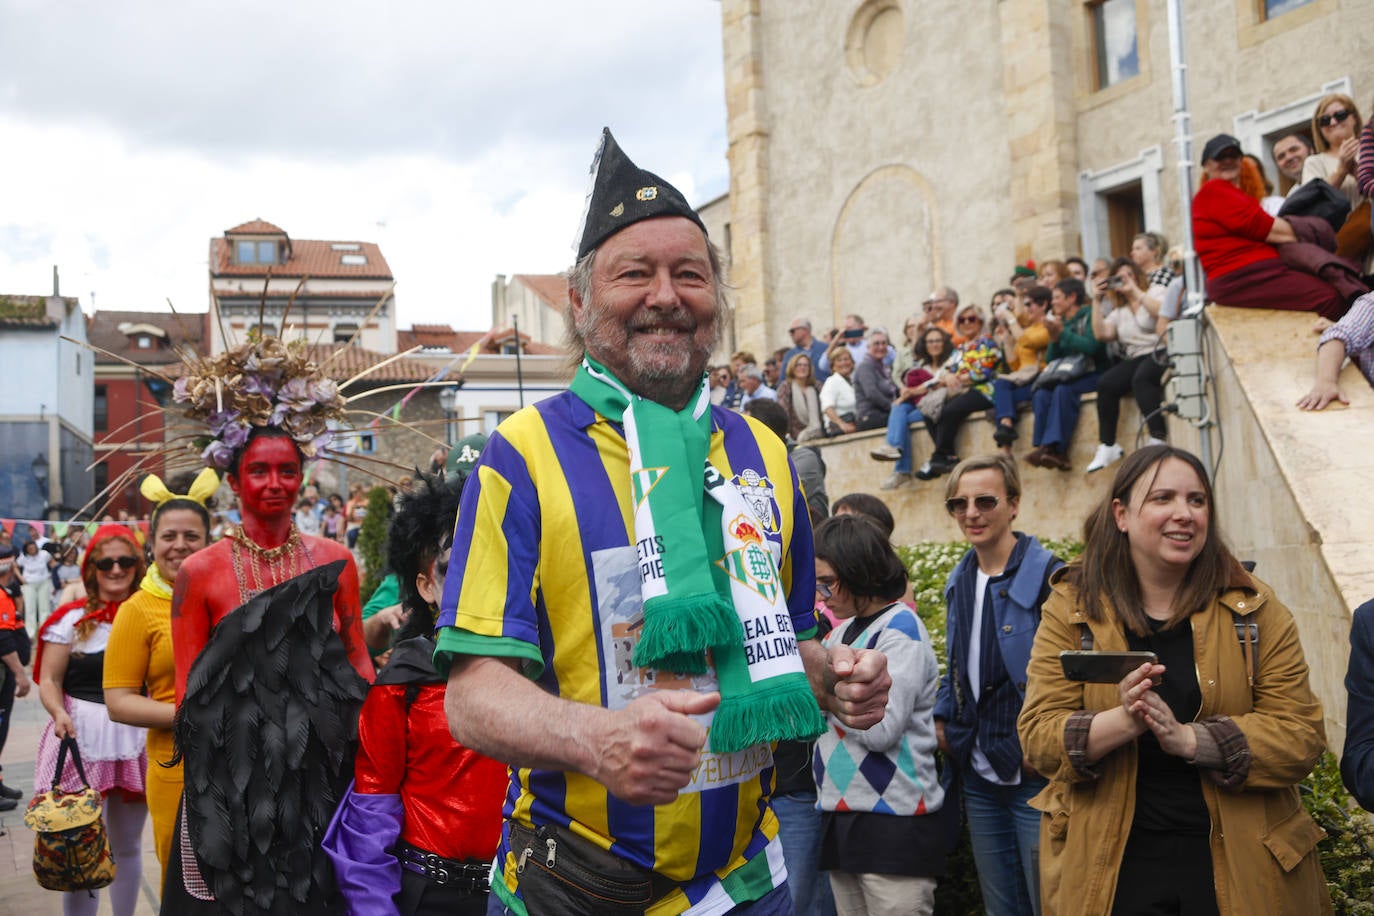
1018, 445, 1330, 915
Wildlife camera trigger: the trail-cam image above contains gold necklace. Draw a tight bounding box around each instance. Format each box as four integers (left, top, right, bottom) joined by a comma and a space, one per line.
229, 525, 315, 603
227, 524, 301, 560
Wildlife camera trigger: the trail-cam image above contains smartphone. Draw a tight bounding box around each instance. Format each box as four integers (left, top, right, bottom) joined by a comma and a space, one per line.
1059, 650, 1158, 683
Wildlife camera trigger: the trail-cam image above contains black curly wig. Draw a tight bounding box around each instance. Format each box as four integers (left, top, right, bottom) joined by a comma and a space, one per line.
386, 470, 467, 641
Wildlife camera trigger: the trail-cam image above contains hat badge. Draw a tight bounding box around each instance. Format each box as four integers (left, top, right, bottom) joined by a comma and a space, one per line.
610, 203, 625, 217
635, 187, 659, 201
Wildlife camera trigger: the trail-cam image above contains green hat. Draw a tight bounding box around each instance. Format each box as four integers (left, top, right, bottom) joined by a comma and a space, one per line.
446, 433, 488, 478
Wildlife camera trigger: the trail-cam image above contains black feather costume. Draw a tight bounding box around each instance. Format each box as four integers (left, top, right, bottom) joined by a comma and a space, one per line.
169, 560, 368, 915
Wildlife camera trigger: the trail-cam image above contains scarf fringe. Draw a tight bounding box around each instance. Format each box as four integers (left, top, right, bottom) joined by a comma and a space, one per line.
632, 593, 741, 674
709, 680, 828, 754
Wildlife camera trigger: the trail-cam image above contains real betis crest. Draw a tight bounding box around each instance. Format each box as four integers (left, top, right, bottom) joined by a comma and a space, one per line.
717, 514, 780, 604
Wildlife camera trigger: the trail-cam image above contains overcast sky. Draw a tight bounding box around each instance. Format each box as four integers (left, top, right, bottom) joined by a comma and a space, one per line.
0, 0, 729, 331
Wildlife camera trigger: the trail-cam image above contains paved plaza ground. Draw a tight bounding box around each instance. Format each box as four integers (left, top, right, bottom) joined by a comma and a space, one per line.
0, 690, 159, 915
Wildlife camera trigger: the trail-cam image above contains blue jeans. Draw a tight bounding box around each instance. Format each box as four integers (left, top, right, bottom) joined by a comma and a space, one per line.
884, 401, 925, 474
1030, 372, 1100, 449
772, 791, 837, 916
485, 875, 793, 915
963, 769, 1047, 916
991, 378, 1034, 425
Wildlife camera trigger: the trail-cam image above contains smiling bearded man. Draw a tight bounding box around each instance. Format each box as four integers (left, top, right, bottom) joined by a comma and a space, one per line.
436, 128, 893, 916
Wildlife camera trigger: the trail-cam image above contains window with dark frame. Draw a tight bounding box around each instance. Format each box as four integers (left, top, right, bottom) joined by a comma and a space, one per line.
1089, 0, 1140, 91
94, 385, 108, 432
1262, 0, 1315, 21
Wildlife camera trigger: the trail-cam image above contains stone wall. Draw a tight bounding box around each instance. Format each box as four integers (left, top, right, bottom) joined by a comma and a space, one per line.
810, 390, 1143, 544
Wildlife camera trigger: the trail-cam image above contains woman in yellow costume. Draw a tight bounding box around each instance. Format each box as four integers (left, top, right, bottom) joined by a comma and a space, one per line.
103, 468, 218, 885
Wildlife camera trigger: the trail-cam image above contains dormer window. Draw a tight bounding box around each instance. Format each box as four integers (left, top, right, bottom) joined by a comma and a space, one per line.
137, 336, 152, 349
236, 240, 279, 265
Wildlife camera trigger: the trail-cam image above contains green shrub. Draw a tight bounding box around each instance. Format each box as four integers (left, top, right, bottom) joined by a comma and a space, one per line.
1302, 752, 1374, 913
357, 486, 392, 606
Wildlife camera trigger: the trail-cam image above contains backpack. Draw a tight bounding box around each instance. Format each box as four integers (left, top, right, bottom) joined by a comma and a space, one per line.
24, 737, 116, 891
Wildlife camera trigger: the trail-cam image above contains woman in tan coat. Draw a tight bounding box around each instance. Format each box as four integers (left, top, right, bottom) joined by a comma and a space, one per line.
1018, 445, 1330, 915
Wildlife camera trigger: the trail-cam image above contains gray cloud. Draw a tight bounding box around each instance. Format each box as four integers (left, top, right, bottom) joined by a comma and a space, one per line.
0, 0, 728, 186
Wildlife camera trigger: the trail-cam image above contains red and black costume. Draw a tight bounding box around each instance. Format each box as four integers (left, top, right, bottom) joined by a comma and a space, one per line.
323, 635, 507, 915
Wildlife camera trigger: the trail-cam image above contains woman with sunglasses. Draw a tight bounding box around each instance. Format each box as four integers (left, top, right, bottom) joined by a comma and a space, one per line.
33, 524, 149, 916
1304, 93, 1364, 209
812, 514, 949, 915
932, 454, 1063, 915
1018, 446, 1329, 914
103, 470, 216, 888
1305, 93, 1373, 271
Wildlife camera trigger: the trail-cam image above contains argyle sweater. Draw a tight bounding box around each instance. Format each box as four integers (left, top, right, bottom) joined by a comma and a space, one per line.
813, 603, 945, 816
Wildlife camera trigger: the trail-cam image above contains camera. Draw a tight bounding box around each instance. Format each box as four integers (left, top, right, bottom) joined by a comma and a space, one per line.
1107, 277, 1124, 290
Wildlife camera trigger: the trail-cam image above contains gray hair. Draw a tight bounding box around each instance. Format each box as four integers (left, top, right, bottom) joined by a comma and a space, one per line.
738, 363, 764, 381
562, 235, 729, 369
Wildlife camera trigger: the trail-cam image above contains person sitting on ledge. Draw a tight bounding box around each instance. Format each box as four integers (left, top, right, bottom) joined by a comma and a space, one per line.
1192, 133, 1366, 322
1297, 289, 1374, 410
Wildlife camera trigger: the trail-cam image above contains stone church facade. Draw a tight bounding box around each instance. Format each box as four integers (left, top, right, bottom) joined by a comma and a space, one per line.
718, 0, 1373, 353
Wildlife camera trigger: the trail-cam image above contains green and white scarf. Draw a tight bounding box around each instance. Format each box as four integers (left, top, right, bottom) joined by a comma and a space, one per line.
570, 357, 825, 753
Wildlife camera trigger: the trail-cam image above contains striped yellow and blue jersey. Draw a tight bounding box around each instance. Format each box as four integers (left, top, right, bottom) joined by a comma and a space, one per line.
435, 391, 818, 915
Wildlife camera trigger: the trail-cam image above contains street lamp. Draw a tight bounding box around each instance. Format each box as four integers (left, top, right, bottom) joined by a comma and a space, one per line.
31, 453, 50, 519
438, 385, 463, 445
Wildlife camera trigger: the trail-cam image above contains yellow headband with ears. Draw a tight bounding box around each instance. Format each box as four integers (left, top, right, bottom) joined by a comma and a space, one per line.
140, 467, 220, 507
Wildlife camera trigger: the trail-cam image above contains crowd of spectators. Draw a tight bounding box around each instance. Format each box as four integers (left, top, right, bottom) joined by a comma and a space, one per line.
723, 92, 1374, 491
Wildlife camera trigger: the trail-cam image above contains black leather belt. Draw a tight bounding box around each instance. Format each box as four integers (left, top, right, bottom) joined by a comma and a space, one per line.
395, 841, 490, 892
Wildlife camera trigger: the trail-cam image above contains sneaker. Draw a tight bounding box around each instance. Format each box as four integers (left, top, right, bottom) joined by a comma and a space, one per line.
881, 471, 912, 490
1086, 443, 1124, 473
1145, 437, 1167, 447
870, 444, 903, 462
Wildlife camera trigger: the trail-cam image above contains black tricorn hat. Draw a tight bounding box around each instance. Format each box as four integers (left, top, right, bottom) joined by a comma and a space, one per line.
574, 128, 707, 260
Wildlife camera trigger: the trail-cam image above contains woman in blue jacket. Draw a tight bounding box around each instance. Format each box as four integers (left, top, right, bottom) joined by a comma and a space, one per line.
932, 454, 1063, 915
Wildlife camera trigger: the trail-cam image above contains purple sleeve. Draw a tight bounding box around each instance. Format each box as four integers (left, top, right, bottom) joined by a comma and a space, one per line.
321, 781, 405, 915
1358, 121, 1374, 199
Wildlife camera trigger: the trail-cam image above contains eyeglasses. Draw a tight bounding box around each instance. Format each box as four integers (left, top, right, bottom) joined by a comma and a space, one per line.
93, 556, 138, 572
815, 575, 838, 599
1318, 109, 1352, 129
945, 495, 1000, 516
957, 314, 982, 325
